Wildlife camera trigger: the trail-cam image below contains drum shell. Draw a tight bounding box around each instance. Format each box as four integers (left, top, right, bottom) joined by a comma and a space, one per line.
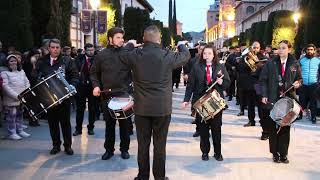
18, 70, 76, 119
193, 89, 226, 122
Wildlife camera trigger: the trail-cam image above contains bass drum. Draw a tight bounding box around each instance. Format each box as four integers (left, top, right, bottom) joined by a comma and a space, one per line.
18, 68, 77, 120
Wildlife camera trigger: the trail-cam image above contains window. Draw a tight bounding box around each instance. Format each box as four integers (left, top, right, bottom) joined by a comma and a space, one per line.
246, 6, 255, 15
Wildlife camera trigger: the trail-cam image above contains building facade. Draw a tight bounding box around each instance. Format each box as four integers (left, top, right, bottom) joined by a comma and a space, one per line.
205, 0, 236, 49
71, 0, 153, 48
236, 0, 301, 35
235, 0, 272, 35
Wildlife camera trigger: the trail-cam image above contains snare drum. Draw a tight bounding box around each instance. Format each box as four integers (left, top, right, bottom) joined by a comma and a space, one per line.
107, 95, 134, 120
193, 89, 226, 122
18, 68, 77, 120
270, 97, 301, 127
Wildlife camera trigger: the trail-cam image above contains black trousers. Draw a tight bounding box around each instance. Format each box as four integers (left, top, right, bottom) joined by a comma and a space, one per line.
265, 112, 290, 156
135, 115, 171, 180
239, 89, 256, 123
103, 97, 130, 153
227, 76, 236, 98
199, 111, 222, 155
75, 84, 97, 132
47, 99, 72, 148
258, 97, 270, 136
300, 84, 318, 120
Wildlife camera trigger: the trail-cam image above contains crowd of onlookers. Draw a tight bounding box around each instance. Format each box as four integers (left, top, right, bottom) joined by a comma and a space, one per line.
0, 40, 101, 140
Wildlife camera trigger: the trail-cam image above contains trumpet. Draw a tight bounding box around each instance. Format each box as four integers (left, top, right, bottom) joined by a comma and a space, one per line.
241, 47, 267, 72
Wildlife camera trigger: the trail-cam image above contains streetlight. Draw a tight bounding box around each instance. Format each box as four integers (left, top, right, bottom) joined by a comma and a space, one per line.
89, 0, 100, 47
293, 12, 301, 24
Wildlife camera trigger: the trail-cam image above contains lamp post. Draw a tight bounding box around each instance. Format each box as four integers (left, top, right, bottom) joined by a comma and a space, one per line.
89, 0, 100, 47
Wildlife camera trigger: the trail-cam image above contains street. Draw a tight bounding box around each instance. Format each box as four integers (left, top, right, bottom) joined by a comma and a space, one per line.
0, 86, 320, 180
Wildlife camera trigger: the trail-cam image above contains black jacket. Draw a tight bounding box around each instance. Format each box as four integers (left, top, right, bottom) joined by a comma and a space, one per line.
184, 62, 230, 104
120, 42, 191, 116
33, 54, 79, 87
237, 52, 267, 90
260, 54, 302, 104
183, 55, 199, 75
75, 54, 95, 86
90, 45, 132, 93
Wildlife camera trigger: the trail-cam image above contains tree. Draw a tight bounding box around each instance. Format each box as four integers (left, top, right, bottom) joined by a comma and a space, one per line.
172, 0, 177, 35
168, 0, 173, 31
182, 32, 192, 42
109, 0, 121, 27
123, 7, 151, 43
303, 0, 320, 47
161, 27, 171, 48
98, 3, 116, 47
29, 0, 51, 47
0, 0, 34, 51
294, 0, 308, 58
251, 21, 266, 47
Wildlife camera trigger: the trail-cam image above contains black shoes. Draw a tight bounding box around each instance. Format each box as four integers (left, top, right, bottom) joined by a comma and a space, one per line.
214, 154, 224, 161
243, 122, 255, 127
101, 151, 114, 160
260, 134, 269, 140
50, 147, 61, 155
193, 131, 200, 137
202, 153, 209, 161
65, 147, 74, 155
73, 130, 82, 136
280, 156, 289, 164
237, 112, 244, 116
121, 151, 130, 159
312, 117, 317, 124
134, 177, 169, 180
88, 129, 95, 135
29, 120, 40, 127
273, 154, 280, 163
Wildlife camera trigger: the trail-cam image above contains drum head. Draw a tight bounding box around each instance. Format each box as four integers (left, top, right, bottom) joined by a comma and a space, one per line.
270, 97, 300, 125
108, 96, 133, 110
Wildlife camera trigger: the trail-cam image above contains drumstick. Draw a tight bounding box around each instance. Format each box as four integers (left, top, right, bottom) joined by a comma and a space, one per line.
280, 85, 295, 98
206, 74, 225, 93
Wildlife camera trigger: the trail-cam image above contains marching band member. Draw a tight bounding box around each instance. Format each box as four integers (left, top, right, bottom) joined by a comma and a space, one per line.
260, 40, 302, 163
90, 27, 133, 160
182, 44, 230, 161
33, 39, 79, 155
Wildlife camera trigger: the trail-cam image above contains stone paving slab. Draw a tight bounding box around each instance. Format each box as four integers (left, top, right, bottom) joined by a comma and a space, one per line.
0, 86, 320, 180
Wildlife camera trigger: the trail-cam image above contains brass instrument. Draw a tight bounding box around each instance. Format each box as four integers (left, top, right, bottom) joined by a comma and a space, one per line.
219, 52, 230, 64
241, 47, 260, 72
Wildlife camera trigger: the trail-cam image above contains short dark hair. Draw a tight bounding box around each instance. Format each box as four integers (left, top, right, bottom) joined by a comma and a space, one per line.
266, 45, 272, 49
84, 43, 94, 50
306, 43, 316, 50
63, 46, 71, 52
48, 38, 61, 47
107, 27, 125, 39
240, 42, 247, 47
279, 40, 292, 49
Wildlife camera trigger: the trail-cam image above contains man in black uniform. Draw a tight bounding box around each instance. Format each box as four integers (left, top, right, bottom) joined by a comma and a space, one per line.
120, 25, 190, 180
73, 43, 97, 136
237, 41, 267, 128
90, 27, 132, 160
33, 39, 79, 155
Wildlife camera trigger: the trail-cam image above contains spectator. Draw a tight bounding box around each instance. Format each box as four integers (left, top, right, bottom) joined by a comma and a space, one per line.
299, 44, 320, 124
1, 55, 31, 140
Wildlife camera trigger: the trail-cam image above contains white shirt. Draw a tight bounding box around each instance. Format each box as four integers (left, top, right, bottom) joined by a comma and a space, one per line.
50, 56, 58, 66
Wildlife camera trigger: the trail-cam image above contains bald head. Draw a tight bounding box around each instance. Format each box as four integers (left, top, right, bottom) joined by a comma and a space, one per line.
143, 25, 161, 44
252, 41, 261, 54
